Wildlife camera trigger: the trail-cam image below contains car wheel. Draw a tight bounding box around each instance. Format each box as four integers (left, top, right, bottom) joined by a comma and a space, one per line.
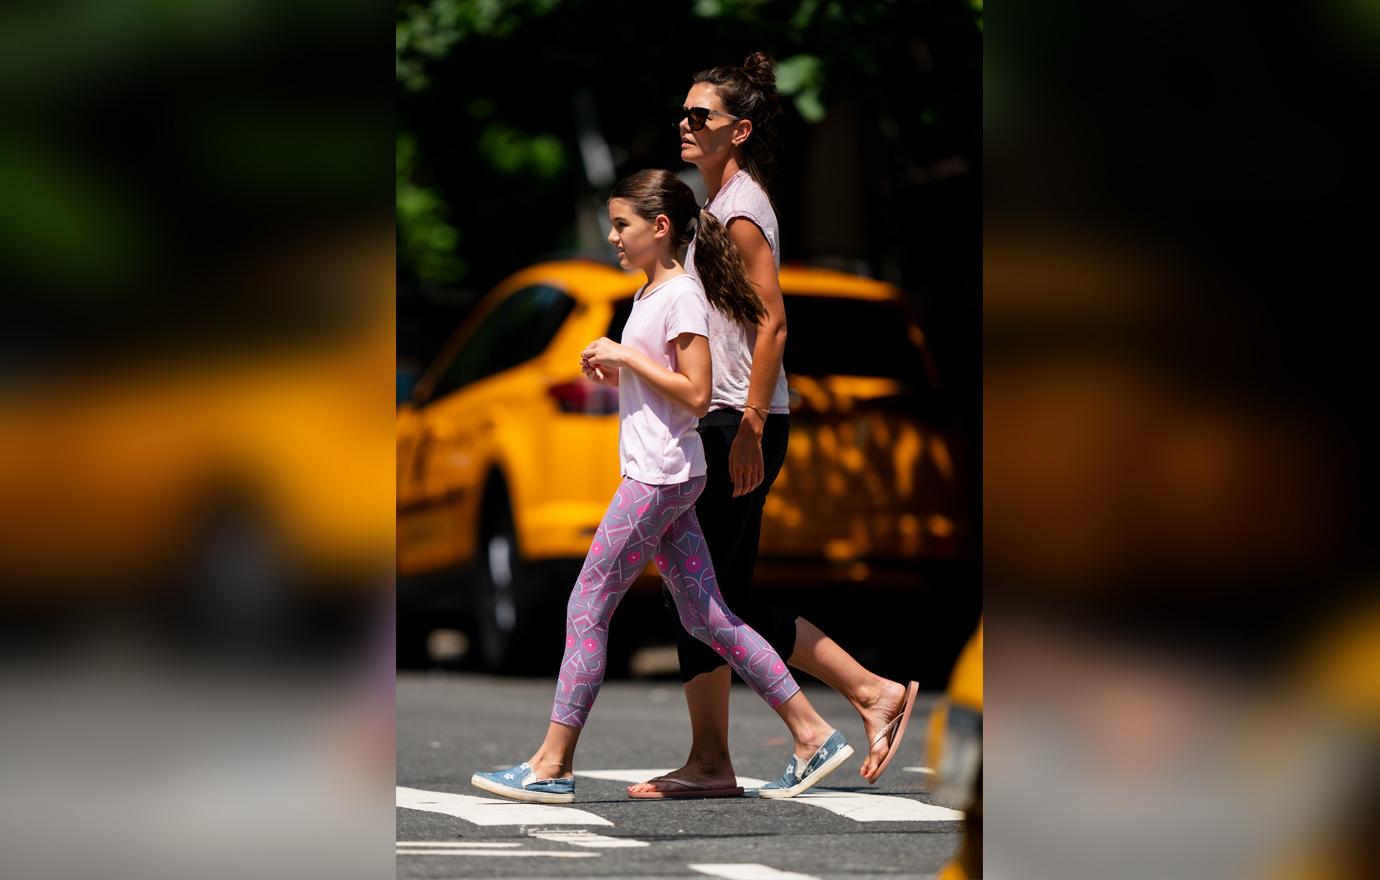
474, 474, 555, 673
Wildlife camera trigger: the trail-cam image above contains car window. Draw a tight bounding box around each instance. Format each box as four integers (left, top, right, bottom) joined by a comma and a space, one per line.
608, 297, 635, 342
432, 285, 575, 398
611, 294, 932, 389
782, 296, 931, 388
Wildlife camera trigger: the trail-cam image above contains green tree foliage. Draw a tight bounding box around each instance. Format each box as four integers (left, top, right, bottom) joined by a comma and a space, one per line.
396, 131, 466, 284
397, 0, 565, 92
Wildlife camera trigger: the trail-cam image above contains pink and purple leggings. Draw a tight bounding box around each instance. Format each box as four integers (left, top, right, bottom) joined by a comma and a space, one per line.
551, 475, 800, 728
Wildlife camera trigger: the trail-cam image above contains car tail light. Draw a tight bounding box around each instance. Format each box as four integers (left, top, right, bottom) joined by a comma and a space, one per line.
548, 379, 619, 415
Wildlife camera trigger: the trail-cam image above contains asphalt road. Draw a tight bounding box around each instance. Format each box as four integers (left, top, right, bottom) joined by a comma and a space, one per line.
397, 672, 963, 879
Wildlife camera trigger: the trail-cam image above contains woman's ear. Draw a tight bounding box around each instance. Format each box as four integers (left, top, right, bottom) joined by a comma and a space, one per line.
732, 117, 754, 147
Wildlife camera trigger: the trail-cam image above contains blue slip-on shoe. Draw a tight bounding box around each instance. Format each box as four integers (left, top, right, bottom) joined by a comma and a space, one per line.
756, 729, 854, 799
470, 762, 575, 804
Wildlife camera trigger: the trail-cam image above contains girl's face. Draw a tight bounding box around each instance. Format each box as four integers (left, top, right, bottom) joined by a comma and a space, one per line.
679, 82, 746, 165
607, 198, 669, 271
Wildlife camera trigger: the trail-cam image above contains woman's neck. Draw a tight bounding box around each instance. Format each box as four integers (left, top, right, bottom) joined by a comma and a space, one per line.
640, 254, 684, 291
698, 155, 745, 204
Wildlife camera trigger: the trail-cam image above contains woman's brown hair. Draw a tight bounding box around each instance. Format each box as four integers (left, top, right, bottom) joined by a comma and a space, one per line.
691, 51, 783, 195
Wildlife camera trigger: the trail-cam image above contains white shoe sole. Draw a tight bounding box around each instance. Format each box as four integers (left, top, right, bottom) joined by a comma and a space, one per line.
757, 743, 855, 799
470, 773, 575, 804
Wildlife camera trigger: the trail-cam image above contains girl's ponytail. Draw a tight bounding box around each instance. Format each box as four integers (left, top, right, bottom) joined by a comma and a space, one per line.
692, 207, 766, 327
609, 169, 766, 328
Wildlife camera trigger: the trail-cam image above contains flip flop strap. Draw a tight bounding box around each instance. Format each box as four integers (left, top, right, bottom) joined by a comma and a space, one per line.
651, 776, 704, 790
870, 713, 904, 748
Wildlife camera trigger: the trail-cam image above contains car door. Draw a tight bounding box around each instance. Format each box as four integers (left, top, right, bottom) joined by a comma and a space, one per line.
761, 292, 967, 570
397, 284, 575, 575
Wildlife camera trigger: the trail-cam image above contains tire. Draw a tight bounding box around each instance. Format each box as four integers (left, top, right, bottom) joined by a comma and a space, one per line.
473, 473, 559, 673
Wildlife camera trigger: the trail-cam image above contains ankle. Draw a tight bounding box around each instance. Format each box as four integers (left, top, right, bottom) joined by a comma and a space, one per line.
792, 720, 833, 749
528, 753, 572, 778
687, 746, 733, 770
852, 676, 895, 713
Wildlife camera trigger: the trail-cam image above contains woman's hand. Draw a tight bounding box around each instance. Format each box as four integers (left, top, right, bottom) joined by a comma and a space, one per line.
729, 413, 766, 497
582, 337, 629, 370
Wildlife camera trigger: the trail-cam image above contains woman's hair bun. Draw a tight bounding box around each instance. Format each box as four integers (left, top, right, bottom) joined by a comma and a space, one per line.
742, 51, 777, 89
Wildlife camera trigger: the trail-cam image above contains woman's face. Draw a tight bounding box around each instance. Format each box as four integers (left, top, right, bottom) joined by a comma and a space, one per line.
606, 198, 665, 270
679, 82, 745, 165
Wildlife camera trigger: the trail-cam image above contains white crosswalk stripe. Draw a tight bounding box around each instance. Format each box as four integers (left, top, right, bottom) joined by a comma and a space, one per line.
527, 828, 650, 848
576, 769, 964, 823
396, 786, 612, 826
690, 863, 822, 880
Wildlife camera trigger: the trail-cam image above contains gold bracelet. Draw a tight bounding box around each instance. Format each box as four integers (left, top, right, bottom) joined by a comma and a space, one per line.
744, 404, 770, 417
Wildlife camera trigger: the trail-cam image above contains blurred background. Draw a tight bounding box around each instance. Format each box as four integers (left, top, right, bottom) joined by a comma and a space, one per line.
1, 2, 393, 879
394, 0, 983, 685
12, 0, 1375, 878
986, 1, 1380, 878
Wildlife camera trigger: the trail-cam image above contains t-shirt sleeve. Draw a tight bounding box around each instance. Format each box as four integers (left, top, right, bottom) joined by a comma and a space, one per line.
718, 190, 774, 253
664, 282, 710, 343
722, 210, 769, 246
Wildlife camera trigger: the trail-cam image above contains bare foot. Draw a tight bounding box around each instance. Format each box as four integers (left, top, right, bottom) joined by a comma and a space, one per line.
627, 759, 738, 795
857, 679, 908, 782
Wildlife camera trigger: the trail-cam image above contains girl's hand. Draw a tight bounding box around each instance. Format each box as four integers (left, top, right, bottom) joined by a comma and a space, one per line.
581, 356, 615, 385
582, 337, 628, 369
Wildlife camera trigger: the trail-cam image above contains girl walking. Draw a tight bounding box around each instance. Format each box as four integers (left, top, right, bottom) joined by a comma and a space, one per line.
471, 169, 851, 803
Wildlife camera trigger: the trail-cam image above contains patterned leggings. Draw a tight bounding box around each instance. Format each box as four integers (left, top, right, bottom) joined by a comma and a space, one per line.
551, 476, 800, 727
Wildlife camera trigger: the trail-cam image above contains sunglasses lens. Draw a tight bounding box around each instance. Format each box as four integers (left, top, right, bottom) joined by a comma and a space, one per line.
681, 108, 708, 130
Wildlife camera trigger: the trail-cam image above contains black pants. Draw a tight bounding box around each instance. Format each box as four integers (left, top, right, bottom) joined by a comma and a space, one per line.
663, 409, 798, 682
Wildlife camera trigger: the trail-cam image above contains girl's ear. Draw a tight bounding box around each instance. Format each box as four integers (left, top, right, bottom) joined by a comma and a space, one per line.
654, 214, 672, 239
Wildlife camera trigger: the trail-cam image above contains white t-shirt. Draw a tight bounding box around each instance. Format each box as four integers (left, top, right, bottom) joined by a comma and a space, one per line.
616, 273, 710, 485
684, 169, 791, 414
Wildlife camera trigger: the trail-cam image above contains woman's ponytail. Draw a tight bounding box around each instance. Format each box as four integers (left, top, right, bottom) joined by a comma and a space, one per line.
692, 207, 766, 327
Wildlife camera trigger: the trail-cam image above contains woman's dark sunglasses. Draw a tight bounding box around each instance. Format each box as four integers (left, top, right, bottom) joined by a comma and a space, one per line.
678, 105, 742, 131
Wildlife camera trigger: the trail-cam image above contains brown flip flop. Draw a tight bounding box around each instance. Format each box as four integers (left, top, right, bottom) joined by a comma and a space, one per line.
865, 680, 920, 784
626, 776, 745, 799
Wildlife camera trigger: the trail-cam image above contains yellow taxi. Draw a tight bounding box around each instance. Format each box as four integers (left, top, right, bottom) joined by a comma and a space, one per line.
396, 259, 971, 669
0, 235, 395, 631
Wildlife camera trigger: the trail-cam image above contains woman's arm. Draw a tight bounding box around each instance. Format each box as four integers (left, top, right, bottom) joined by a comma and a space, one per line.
583, 333, 710, 417
726, 218, 788, 497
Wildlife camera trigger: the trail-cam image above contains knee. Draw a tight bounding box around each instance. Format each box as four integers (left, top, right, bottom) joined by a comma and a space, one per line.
566, 576, 599, 618
703, 601, 740, 633
674, 598, 707, 634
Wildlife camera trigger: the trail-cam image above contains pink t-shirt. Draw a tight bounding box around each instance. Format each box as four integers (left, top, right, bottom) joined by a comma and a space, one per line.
684, 169, 791, 415
616, 273, 710, 485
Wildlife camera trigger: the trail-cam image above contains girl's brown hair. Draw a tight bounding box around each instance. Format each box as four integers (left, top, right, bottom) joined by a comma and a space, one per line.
609, 169, 766, 327
692, 51, 783, 195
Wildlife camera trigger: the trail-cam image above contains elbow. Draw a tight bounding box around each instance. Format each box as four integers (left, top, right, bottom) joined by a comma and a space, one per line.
691, 390, 711, 419
767, 318, 787, 346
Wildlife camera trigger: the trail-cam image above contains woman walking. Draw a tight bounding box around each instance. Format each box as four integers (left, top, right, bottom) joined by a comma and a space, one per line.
470, 169, 852, 804
628, 53, 919, 800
